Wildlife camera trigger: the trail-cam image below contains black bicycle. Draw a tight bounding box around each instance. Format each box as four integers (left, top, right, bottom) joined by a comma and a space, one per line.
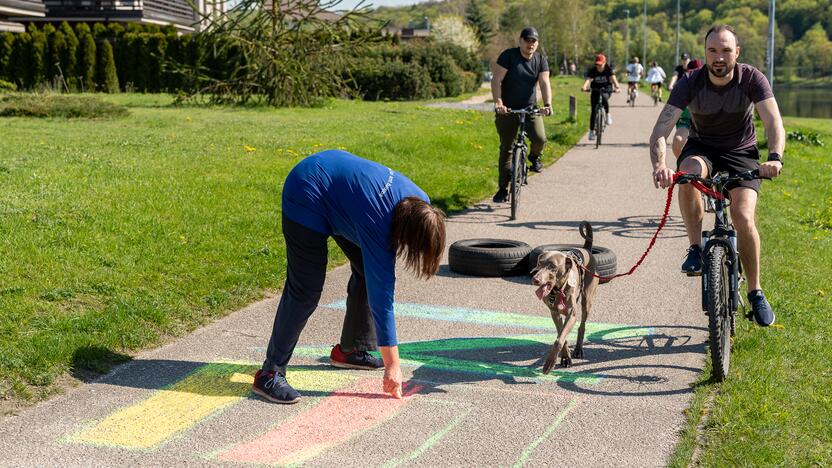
583, 89, 617, 149
675, 169, 768, 381
506, 106, 545, 220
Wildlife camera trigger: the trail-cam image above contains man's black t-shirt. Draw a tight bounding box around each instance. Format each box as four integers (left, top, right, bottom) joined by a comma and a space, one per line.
674, 65, 685, 78
497, 47, 549, 109
585, 65, 614, 91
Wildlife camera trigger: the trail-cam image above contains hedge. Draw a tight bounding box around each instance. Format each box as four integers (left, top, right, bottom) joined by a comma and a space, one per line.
0, 22, 480, 101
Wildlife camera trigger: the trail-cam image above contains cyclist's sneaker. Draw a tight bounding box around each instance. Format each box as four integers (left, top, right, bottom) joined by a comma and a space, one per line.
492, 188, 508, 203
747, 290, 776, 327
330, 344, 384, 370
251, 369, 301, 404
588, 130, 596, 140
606, 114, 613, 125
529, 156, 543, 173
681, 245, 702, 276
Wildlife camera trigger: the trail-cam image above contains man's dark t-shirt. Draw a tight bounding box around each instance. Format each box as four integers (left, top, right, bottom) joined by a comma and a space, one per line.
585, 65, 614, 92
667, 63, 773, 151
674, 64, 685, 78
497, 47, 549, 109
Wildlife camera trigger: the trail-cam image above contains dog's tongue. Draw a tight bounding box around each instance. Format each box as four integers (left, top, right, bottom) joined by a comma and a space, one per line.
535, 284, 553, 301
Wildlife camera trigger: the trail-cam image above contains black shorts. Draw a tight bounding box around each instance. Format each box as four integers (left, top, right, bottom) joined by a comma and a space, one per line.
678, 138, 762, 192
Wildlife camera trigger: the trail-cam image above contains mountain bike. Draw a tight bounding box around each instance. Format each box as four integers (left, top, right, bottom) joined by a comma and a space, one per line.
675, 169, 768, 381
507, 106, 545, 220
583, 89, 618, 149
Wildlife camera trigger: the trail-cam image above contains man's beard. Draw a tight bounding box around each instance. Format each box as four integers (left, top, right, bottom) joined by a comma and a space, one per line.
708, 62, 732, 78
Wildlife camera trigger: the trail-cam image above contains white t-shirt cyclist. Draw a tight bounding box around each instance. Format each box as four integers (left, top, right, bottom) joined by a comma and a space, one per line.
626, 62, 644, 83
646, 66, 666, 84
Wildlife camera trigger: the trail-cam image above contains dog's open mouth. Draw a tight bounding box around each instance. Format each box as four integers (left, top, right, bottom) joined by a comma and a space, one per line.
535, 283, 554, 301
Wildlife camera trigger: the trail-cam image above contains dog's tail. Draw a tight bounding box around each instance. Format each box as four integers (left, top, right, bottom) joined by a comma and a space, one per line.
579, 221, 594, 250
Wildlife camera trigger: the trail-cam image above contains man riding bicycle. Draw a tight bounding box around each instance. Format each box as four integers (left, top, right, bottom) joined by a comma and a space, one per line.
491, 26, 552, 203
648, 24, 785, 327
581, 53, 620, 141
625, 56, 644, 103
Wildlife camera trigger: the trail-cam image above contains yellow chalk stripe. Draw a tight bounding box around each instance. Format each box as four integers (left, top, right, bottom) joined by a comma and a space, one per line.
71, 364, 358, 450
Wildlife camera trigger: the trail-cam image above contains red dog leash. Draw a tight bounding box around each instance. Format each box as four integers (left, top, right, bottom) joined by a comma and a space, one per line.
579, 172, 712, 282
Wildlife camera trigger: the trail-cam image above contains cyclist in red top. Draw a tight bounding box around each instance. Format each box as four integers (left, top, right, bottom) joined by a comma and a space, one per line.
648, 25, 785, 327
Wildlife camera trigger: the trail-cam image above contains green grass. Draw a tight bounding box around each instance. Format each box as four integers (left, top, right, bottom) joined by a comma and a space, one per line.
670, 117, 832, 466
0, 93, 129, 118
0, 77, 590, 404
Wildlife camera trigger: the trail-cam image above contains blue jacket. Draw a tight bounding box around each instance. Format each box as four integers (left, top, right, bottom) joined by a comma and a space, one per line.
282, 150, 429, 346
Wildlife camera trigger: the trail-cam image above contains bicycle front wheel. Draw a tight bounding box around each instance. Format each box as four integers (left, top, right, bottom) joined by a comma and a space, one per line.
510, 146, 524, 220
705, 245, 732, 381
595, 107, 605, 148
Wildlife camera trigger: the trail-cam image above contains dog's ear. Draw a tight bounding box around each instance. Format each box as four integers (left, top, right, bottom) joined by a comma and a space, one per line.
565, 257, 579, 288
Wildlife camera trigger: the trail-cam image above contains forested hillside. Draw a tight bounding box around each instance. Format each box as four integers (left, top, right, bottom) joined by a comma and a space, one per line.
371, 0, 832, 80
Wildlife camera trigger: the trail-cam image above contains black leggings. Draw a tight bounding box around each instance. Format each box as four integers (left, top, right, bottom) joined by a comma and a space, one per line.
590, 91, 610, 131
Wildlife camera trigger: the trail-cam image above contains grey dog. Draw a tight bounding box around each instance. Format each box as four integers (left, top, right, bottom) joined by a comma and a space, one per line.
531, 221, 600, 373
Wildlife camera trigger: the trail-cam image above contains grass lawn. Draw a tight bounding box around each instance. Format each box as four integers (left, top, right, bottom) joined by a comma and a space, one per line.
0, 76, 589, 406
670, 117, 832, 466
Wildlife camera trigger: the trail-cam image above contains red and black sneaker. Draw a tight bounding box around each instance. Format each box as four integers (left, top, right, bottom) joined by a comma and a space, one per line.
251, 369, 301, 404
329, 344, 384, 370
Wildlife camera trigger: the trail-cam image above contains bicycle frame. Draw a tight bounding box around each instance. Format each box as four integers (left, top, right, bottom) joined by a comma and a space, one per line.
506, 106, 542, 219
699, 175, 740, 313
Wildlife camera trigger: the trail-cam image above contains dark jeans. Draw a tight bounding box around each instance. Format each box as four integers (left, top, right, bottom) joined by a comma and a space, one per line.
262, 214, 376, 374
495, 112, 546, 190
589, 90, 610, 131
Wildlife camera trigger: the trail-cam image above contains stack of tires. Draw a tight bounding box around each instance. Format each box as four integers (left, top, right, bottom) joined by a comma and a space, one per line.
448, 239, 616, 283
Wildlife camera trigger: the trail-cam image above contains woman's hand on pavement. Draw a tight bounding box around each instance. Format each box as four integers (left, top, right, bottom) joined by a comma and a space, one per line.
383, 364, 403, 399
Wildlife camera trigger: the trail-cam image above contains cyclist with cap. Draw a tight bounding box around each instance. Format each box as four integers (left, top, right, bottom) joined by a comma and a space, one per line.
490, 26, 552, 203
625, 56, 644, 103
581, 53, 621, 141
668, 52, 691, 91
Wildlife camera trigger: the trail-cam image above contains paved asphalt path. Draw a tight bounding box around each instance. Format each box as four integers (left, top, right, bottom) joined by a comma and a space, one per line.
0, 93, 708, 467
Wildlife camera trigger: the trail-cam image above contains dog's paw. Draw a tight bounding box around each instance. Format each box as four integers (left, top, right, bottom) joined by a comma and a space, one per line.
542, 356, 556, 374
560, 356, 572, 368
572, 347, 584, 359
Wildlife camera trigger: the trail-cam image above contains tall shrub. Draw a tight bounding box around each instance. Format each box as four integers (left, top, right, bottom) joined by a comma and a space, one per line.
0, 32, 14, 81
96, 39, 119, 93
9, 32, 30, 87
59, 21, 79, 90
49, 31, 67, 90
28, 25, 47, 88
146, 33, 167, 92
79, 33, 96, 91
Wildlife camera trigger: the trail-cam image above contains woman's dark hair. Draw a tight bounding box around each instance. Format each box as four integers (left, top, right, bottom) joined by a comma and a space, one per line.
390, 197, 446, 279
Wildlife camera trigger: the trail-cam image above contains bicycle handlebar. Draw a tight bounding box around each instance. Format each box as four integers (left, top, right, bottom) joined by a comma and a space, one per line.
507, 107, 546, 116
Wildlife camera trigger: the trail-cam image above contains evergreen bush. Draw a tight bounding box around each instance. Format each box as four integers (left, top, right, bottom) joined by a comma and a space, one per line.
79, 34, 96, 92
350, 59, 431, 101
96, 39, 119, 93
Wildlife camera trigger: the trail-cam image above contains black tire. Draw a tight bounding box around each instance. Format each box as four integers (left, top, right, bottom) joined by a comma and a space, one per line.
528, 244, 617, 283
706, 245, 732, 381
595, 107, 604, 149
510, 146, 524, 220
449, 239, 532, 277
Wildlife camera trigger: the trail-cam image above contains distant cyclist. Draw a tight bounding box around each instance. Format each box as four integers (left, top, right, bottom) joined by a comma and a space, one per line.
672, 59, 703, 158
648, 25, 785, 327
581, 53, 621, 141
490, 26, 552, 203
668, 52, 691, 91
646, 61, 667, 102
625, 56, 644, 103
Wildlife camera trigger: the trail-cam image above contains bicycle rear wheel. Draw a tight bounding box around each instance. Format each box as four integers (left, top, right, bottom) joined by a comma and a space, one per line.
510, 146, 524, 220
705, 245, 732, 381
595, 107, 604, 148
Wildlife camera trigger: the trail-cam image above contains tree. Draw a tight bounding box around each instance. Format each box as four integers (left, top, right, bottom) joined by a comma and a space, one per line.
96, 39, 119, 93
432, 15, 480, 53
785, 23, 832, 78
499, 4, 524, 32
170, 0, 380, 106
465, 0, 494, 46
539, 0, 596, 67
0, 32, 13, 81
79, 33, 96, 92
59, 21, 79, 90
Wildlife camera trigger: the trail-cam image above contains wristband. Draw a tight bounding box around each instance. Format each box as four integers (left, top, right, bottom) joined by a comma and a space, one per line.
767, 153, 783, 165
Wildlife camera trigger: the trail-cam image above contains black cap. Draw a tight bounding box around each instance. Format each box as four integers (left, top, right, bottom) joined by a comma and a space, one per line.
681, 52, 690, 59
520, 27, 539, 41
